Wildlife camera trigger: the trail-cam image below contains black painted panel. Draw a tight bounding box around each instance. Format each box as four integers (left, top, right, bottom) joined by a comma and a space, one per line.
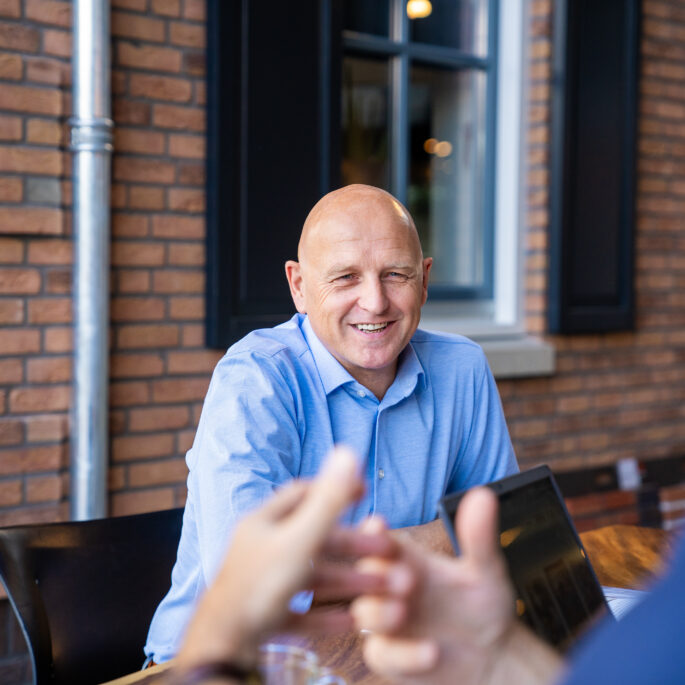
206, 0, 342, 348
548, 0, 640, 333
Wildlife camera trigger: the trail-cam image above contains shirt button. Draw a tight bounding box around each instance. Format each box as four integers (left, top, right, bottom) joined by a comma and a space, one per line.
357, 390, 365, 398
378, 468, 385, 479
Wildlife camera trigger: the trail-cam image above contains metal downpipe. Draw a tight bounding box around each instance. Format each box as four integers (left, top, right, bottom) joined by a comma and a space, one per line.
69, 0, 113, 520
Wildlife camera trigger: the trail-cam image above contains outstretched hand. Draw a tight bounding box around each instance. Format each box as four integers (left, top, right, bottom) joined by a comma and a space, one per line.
352, 487, 563, 685
176, 446, 397, 671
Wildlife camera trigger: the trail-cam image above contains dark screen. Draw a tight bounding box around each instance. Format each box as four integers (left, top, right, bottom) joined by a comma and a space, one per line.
440, 472, 610, 649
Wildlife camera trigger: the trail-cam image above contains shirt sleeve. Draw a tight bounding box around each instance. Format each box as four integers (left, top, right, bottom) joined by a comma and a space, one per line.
188, 351, 303, 583
446, 351, 518, 493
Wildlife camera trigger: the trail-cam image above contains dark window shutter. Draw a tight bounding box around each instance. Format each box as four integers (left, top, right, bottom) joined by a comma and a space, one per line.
206, 0, 342, 348
548, 0, 640, 334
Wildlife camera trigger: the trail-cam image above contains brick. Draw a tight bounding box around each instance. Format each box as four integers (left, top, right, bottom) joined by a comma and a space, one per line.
153, 103, 204, 131
109, 465, 126, 490
113, 99, 151, 126
0, 0, 20, 17
167, 350, 222, 374
0, 177, 20, 202
111, 353, 164, 378
169, 133, 204, 158
43, 326, 72, 352
129, 406, 189, 432
111, 488, 175, 516
128, 185, 165, 210
111, 183, 127, 208
117, 42, 183, 72
27, 297, 71, 323
26, 118, 62, 145
0, 20, 40, 51
112, 241, 164, 266
0, 359, 23, 383
25, 414, 67, 442
111, 296, 165, 321
0, 444, 64, 475
116, 323, 179, 348
26, 474, 63, 503
0, 237, 23, 261
168, 187, 205, 212
112, 0, 147, 9
26, 356, 71, 383
168, 242, 204, 266
26, 56, 69, 85
0, 269, 41, 294
25, 0, 71, 26
111, 433, 175, 461
195, 80, 206, 105
113, 157, 176, 184
43, 28, 71, 57
0, 145, 62, 174
0, 114, 21, 141
26, 177, 62, 205
169, 295, 204, 319
184, 52, 205, 76
169, 21, 205, 48
0, 503, 65, 526
151, 215, 203, 239
181, 323, 203, 346
0, 207, 63, 235
129, 73, 192, 102
0, 419, 22, 446
112, 10, 165, 41
151, 0, 180, 16
178, 161, 204, 185
115, 269, 151, 293
0, 298, 25, 324
28, 239, 72, 264
0, 52, 21, 79
128, 458, 188, 486
45, 267, 71, 294
151, 377, 209, 403
114, 127, 165, 155
183, 0, 205, 20
0, 480, 21, 506
109, 380, 151, 408
9, 385, 70, 413
112, 213, 150, 238
153, 269, 204, 293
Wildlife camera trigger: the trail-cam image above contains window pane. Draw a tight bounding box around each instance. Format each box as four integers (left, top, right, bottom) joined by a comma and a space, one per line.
408, 65, 487, 289
408, 0, 489, 56
342, 56, 391, 190
343, 0, 390, 37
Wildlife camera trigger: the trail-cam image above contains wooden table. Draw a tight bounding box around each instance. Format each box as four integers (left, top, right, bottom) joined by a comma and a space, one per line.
103, 524, 674, 685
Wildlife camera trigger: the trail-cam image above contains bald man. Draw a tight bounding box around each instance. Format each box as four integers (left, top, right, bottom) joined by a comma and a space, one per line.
144, 185, 517, 663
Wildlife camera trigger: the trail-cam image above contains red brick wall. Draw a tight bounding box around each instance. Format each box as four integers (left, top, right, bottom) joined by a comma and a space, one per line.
1, 0, 685, 529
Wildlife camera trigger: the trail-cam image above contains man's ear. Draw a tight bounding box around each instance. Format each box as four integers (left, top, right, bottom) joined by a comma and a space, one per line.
420, 257, 433, 305
285, 260, 307, 313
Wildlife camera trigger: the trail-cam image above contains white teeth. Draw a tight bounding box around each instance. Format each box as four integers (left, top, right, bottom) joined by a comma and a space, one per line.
355, 323, 388, 331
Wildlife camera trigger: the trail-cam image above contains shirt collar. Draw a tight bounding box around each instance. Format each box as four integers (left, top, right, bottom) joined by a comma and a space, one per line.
301, 315, 426, 400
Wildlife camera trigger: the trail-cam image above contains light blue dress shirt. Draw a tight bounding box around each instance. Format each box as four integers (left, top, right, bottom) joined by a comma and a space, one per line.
144, 314, 518, 662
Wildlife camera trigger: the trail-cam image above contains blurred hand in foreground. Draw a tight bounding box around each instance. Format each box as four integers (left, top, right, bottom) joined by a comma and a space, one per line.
352, 487, 563, 685
176, 446, 398, 672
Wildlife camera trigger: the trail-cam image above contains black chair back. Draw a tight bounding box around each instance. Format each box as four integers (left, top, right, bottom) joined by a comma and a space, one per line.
0, 507, 183, 684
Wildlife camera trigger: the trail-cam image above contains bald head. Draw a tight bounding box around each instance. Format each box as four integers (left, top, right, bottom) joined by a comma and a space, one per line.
298, 184, 422, 264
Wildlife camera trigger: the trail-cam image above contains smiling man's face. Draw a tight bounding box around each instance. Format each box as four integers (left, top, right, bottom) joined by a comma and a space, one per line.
286, 185, 432, 399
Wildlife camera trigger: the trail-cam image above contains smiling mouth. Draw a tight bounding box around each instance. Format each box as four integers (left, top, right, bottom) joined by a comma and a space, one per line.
354, 322, 389, 332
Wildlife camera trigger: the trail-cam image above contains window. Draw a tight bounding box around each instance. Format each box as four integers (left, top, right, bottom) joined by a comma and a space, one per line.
341, 0, 494, 300
206, 0, 554, 377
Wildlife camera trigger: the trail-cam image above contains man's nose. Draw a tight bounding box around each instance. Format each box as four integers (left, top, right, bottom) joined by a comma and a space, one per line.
357, 277, 388, 314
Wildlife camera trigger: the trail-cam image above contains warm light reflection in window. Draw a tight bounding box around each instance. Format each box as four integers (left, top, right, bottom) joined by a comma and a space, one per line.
406, 0, 432, 20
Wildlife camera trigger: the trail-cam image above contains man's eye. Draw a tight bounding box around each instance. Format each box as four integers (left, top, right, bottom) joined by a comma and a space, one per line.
336, 274, 355, 282
387, 272, 409, 280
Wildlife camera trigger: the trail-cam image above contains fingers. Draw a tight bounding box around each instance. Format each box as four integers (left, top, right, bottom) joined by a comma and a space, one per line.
363, 635, 439, 676
286, 607, 355, 634
289, 446, 363, 543
352, 595, 408, 634
455, 486, 501, 568
310, 564, 390, 601
321, 526, 398, 560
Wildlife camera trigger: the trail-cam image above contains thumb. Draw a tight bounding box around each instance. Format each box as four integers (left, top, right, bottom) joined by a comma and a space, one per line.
455, 486, 501, 568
